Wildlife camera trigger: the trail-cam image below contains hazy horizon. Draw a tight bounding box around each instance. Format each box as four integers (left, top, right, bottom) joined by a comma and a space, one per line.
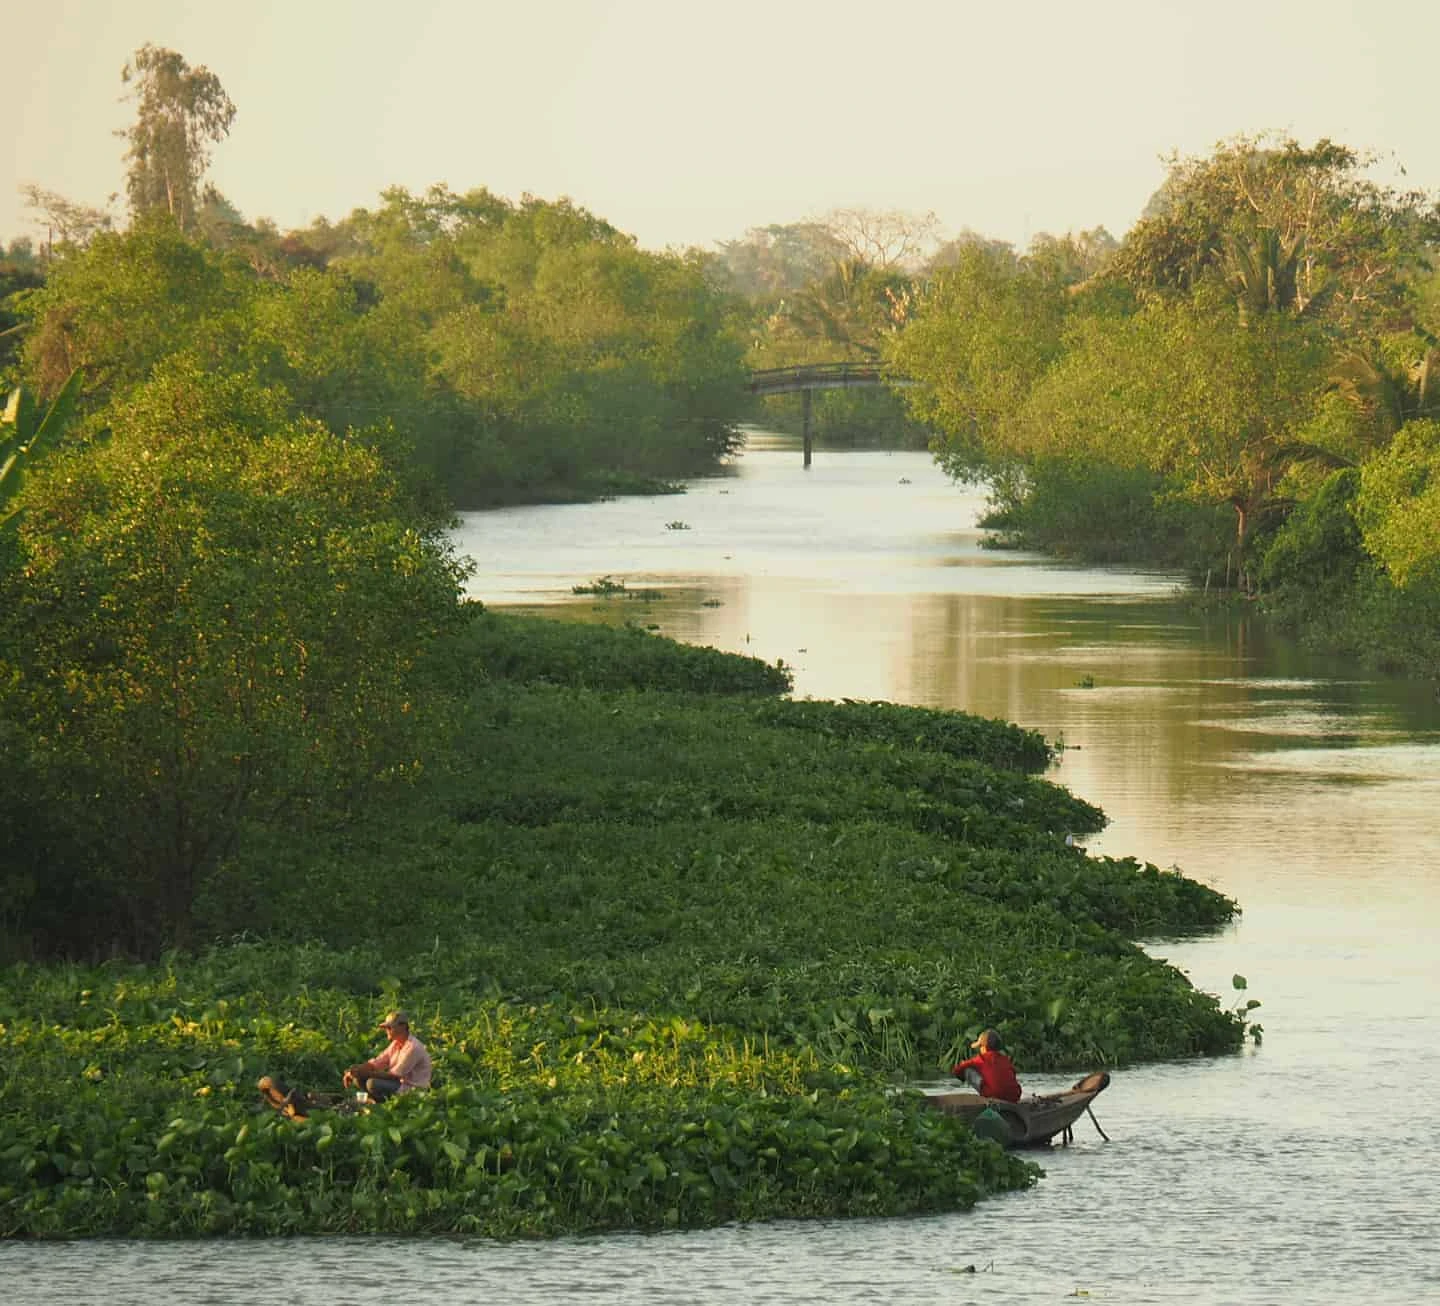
7, 0, 1439, 255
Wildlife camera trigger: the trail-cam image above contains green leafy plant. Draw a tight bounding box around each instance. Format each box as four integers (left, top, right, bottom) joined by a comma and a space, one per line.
0, 369, 82, 527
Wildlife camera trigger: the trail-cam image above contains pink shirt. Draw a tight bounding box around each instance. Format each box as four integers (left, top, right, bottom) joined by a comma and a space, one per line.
372, 1034, 432, 1091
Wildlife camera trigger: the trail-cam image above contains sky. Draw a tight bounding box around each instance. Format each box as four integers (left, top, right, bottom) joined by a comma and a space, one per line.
6, 0, 1440, 255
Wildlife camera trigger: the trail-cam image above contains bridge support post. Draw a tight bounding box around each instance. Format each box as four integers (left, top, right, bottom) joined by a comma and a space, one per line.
802, 389, 813, 469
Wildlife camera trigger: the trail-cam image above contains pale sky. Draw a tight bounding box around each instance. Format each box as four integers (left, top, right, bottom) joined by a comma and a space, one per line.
6, 0, 1439, 254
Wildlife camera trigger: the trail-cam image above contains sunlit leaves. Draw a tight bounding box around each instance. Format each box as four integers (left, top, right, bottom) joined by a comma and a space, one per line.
1355, 418, 1440, 590
1004, 299, 1332, 553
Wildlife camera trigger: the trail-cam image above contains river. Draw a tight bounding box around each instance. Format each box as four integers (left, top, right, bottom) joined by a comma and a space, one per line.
14, 436, 1440, 1303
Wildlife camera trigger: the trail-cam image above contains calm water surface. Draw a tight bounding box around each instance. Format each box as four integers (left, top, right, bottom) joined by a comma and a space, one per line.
13, 436, 1440, 1303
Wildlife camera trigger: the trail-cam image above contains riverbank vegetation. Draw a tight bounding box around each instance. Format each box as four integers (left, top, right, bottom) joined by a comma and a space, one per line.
3, 44, 1261, 1240
0, 593, 1248, 1237
886, 137, 1440, 673
7, 49, 1440, 668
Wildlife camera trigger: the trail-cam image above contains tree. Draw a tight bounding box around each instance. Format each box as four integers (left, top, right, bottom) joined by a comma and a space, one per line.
1112, 135, 1439, 333
1022, 228, 1118, 288
764, 257, 915, 362
1355, 418, 1440, 591
820, 207, 941, 271
0, 362, 467, 955
1330, 334, 1440, 447
119, 44, 236, 231
712, 223, 848, 299
19, 220, 256, 401
887, 244, 1068, 478
926, 228, 1015, 272
1004, 298, 1334, 564
19, 184, 116, 250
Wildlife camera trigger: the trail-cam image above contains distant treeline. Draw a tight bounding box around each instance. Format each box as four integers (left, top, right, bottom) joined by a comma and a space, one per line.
3, 192, 750, 506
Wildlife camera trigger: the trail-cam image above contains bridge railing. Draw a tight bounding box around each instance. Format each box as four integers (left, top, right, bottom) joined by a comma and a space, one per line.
747, 363, 904, 395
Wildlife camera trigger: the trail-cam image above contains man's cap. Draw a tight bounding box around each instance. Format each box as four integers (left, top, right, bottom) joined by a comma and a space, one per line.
971, 1028, 1003, 1051
379, 1009, 410, 1029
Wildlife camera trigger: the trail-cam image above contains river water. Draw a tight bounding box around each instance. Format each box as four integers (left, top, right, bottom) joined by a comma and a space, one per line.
13, 436, 1440, 1303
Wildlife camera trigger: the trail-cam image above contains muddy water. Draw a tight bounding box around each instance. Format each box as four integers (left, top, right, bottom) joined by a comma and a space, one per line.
17, 435, 1440, 1303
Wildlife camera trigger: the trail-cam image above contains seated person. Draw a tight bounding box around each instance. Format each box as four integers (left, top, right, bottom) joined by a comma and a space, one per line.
951, 1028, 1022, 1102
343, 1009, 432, 1101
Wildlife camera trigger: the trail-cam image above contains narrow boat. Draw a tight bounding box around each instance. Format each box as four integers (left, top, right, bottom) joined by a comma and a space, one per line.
257, 1074, 368, 1120
925, 1070, 1111, 1147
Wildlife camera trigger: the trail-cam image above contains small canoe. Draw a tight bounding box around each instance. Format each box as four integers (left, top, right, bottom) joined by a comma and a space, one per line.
257, 1074, 367, 1120
925, 1070, 1111, 1147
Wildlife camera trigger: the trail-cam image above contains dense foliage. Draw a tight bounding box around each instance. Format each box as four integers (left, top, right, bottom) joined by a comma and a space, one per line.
14, 201, 750, 509
0, 363, 469, 956
0, 53, 1271, 1241
0, 960, 1036, 1238
887, 135, 1440, 668
0, 606, 1250, 1239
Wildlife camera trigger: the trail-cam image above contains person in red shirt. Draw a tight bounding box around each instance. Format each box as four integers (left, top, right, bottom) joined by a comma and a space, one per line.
951, 1028, 1022, 1102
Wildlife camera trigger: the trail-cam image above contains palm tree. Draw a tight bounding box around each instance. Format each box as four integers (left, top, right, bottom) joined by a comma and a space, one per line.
1225, 227, 1306, 321
1, 369, 83, 528
1330, 340, 1440, 445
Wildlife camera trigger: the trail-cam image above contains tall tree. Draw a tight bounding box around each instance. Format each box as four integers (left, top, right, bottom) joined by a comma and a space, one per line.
19, 221, 255, 400
1003, 298, 1334, 563
1112, 134, 1439, 333
119, 44, 236, 231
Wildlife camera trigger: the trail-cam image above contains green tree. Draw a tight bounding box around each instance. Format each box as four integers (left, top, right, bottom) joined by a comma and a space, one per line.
1355, 418, 1440, 590
1259, 467, 1364, 600
19, 220, 256, 401
1006, 299, 1333, 565
119, 44, 236, 231
0, 363, 466, 955
887, 244, 1069, 478
1330, 334, 1440, 447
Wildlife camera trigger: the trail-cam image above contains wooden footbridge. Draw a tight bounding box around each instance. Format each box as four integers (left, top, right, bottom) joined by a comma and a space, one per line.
746, 363, 914, 467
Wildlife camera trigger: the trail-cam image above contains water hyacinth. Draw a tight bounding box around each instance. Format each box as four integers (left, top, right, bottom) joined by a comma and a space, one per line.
0, 613, 1246, 1238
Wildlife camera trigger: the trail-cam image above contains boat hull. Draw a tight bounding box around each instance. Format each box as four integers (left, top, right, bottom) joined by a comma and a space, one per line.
926, 1071, 1110, 1147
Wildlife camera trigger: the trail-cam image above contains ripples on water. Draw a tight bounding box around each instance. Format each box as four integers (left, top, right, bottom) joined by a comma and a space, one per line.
15, 442, 1440, 1303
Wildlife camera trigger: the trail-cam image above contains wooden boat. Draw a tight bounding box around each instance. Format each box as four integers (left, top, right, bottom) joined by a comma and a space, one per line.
925, 1070, 1111, 1147
257, 1074, 368, 1120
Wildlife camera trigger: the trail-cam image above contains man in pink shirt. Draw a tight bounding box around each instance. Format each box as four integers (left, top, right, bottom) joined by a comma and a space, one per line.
343, 1010, 433, 1101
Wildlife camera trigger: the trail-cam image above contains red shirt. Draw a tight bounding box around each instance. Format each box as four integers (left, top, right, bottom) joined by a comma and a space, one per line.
952, 1048, 1022, 1102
